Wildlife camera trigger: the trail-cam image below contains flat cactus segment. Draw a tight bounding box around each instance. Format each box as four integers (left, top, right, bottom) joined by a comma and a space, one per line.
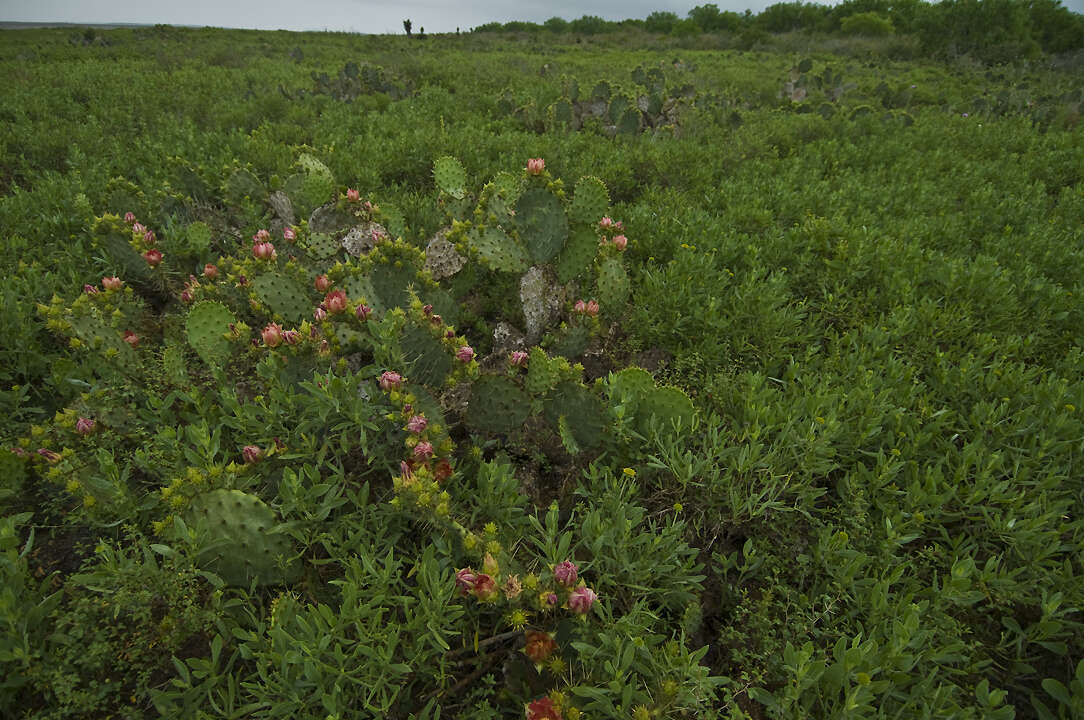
433, 156, 468, 199
68, 314, 137, 363
596, 256, 630, 311
570, 177, 610, 226
591, 81, 611, 102
162, 344, 189, 387
251, 274, 312, 325
285, 155, 336, 218
515, 188, 568, 265
342, 274, 378, 307
401, 324, 452, 389
608, 95, 630, 124
223, 168, 264, 205
185, 301, 236, 368
185, 489, 299, 587
185, 222, 212, 254
489, 171, 524, 206
636, 386, 696, 437
468, 226, 529, 273
378, 202, 408, 239
406, 384, 446, 432
421, 287, 460, 326
94, 220, 152, 282
617, 108, 641, 135
547, 324, 590, 360
555, 227, 599, 284
553, 99, 574, 126
466, 375, 530, 434
369, 263, 422, 311
525, 346, 561, 396
607, 367, 655, 410
302, 231, 341, 260
544, 381, 605, 450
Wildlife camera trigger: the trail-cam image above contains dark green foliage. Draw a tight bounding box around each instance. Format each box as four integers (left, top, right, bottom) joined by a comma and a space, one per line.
466, 374, 531, 433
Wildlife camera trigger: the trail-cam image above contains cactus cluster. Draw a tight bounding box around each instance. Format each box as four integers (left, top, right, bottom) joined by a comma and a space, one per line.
280, 61, 411, 102
780, 59, 856, 117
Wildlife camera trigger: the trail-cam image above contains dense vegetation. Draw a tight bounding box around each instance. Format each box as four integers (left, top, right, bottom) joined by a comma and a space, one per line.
1, 14, 1082, 720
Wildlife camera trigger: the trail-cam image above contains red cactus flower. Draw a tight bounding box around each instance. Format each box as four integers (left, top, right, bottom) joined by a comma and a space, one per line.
253, 229, 271, 242
509, 350, 528, 367
324, 289, 348, 314
314, 306, 328, 322
525, 696, 562, 720
84, 284, 99, 295
455, 567, 477, 595
203, 264, 218, 279
526, 158, 545, 175
524, 631, 558, 665
123, 212, 136, 225
143, 230, 156, 245
599, 216, 613, 229
283, 226, 296, 242
473, 573, 499, 602
379, 371, 402, 391
132, 222, 146, 235
37, 448, 62, 464
102, 276, 123, 291
315, 274, 332, 292
282, 329, 300, 345
346, 188, 360, 202
553, 560, 578, 587
252, 241, 276, 260
75, 417, 96, 435
143, 249, 163, 267
585, 300, 599, 317
261, 323, 283, 347
567, 586, 598, 615
456, 346, 475, 363
413, 441, 434, 460
123, 331, 140, 347
434, 457, 453, 482
355, 303, 372, 321
406, 415, 428, 434
613, 235, 628, 251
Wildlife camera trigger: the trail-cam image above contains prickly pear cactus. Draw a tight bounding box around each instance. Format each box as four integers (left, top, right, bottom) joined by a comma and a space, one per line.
544, 381, 605, 450
161, 344, 190, 387
525, 346, 561, 396
433, 156, 468, 199
223, 167, 264, 206
251, 274, 312, 325
555, 227, 599, 284
185, 301, 236, 368
67, 313, 138, 363
516, 188, 568, 264
401, 324, 453, 389
302, 231, 341, 260
596, 255, 630, 310
466, 375, 530, 434
569, 177, 609, 226
467, 225, 530, 273
285, 153, 336, 218
185, 489, 299, 587
606, 368, 695, 437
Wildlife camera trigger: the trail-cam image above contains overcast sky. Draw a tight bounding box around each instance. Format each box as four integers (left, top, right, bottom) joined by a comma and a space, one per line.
1, 0, 1081, 33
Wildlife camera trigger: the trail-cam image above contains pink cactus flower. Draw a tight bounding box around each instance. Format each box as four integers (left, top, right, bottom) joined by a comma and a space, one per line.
567, 586, 598, 615
355, 303, 372, 321
553, 560, 578, 587
143, 230, 156, 245
325, 290, 348, 314
314, 306, 328, 322
283, 226, 296, 242
599, 216, 614, 229
203, 264, 218, 279
180, 290, 193, 303
123, 331, 140, 347
574, 299, 587, 314
509, 350, 528, 367
379, 371, 402, 390
143, 249, 163, 267
346, 188, 360, 202
586, 300, 599, 317
455, 567, 477, 595
252, 241, 276, 260
282, 329, 300, 345
102, 276, 123, 291
541, 591, 559, 609
456, 346, 475, 363
11, 447, 27, 458
526, 696, 562, 720
253, 229, 271, 242
132, 222, 146, 235
527, 158, 545, 175
84, 284, 99, 295
124, 212, 137, 225
413, 441, 434, 460
615, 220, 624, 230
242, 445, 263, 464
406, 415, 428, 434
262, 323, 283, 347
75, 417, 96, 435
473, 574, 499, 601
314, 274, 331, 292
613, 235, 628, 251
37, 448, 62, 464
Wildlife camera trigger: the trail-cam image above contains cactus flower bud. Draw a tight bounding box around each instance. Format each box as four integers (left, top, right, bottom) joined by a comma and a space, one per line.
102, 276, 123, 290
473, 573, 499, 602
553, 560, 578, 587
445, 329, 456, 339
509, 350, 528, 367
613, 234, 628, 251
123, 331, 140, 347
540, 591, 558, 609
75, 417, 96, 435
456, 346, 475, 363
124, 212, 136, 225
574, 300, 587, 314
132, 222, 146, 235
524, 631, 558, 665
455, 567, 477, 595
346, 188, 360, 202
526, 697, 561, 720
502, 574, 523, 599
254, 229, 271, 242
143, 249, 163, 267
283, 226, 296, 242
203, 264, 218, 279
180, 290, 193, 303
314, 306, 327, 322
586, 300, 599, 317
324, 290, 348, 314
242, 445, 263, 464
355, 303, 372, 321
143, 230, 156, 245
527, 158, 545, 175
315, 274, 331, 292
599, 216, 613, 229
379, 371, 402, 390
567, 586, 597, 615
282, 329, 300, 345
434, 457, 453, 482
261, 323, 283, 347
252, 241, 276, 260
414, 441, 434, 460
406, 415, 428, 434
318, 339, 330, 355
84, 284, 99, 295
37, 448, 62, 463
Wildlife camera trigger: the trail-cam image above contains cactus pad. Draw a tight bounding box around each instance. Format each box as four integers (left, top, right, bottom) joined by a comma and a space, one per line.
553, 99, 574, 126
303, 231, 341, 260
525, 346, 561, 397
596, 256, 630, 311
162, 344, 190, 387
401, 324, 452, 389
591, 81, 611, 102
68, 314, 138, 363
466, 375, 530, 434
617, 108, 641, 135
185, 489, 299, 587
434, 156, 468, 199
185, 301, 236, 368
515, 188, 568, 265
555, 227, 599, 284
607, 367, 655, 409
636, 386, 696, 437
369, 264, 422, 311
547, 324, 591, 360
251, 274, 312, 325
468, 226, 529, 273
544, 381, 605, 450
223, 168, 264, 206
570, 177, 609, 226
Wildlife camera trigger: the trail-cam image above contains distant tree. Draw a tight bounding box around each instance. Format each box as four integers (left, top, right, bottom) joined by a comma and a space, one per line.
403, 19, 412, 36
503, 20, 541, 32
568, 15, 610, 34
840, 11, 895, 35
472, 22, 503, 32
644, 10, 680, 33
543, 16, 569, 32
